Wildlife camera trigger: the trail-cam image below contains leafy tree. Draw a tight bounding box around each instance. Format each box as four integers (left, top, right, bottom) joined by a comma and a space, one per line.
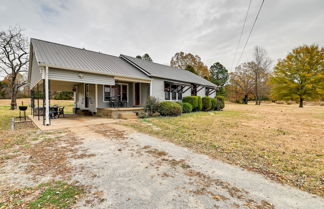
136, 53, 153, 62
209, 62, 229, 96
270, 44, 324, 108
209, 62, 229, 86
185, 65, 198, 75
0, 27, 28, 109
142, 53, 153, 62
170, 52, 209, 79
228, 62, 255, 104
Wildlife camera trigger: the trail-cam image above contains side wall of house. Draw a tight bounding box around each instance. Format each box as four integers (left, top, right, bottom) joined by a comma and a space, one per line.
30, 53, 43, 89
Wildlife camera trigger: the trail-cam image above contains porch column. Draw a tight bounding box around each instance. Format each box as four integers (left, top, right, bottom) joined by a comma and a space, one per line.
44, 66, 50, 126
150, 80, 153, 96
95, 84, 98, 111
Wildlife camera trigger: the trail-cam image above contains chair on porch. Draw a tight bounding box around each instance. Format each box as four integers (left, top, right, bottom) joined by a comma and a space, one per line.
58, 106, 65, 118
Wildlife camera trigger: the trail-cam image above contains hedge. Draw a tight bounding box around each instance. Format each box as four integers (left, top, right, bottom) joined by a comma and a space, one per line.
182, 96, 199, 111
211, 98, 217, 110
202, 97, 212, 111
158, 101, 182, 116
198, 96, 202, 111
182, 102, 193, 113
215, 95, 225, 110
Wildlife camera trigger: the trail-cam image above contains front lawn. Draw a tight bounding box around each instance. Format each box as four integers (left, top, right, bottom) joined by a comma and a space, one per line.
123, 103, 324, 197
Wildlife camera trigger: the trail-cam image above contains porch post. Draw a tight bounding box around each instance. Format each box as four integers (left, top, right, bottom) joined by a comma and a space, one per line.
44, 66, 50, 126
150, 80, 153, 96
95, 84, 98, 111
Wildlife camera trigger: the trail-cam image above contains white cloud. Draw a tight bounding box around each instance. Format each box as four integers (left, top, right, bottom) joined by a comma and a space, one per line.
0, 0, 323, 73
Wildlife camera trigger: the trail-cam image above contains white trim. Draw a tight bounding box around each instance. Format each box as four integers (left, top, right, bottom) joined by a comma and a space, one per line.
150, 80, 153, 96
95, 84, 98, 110
45, 66, 50, 125
38, 63, 151, 83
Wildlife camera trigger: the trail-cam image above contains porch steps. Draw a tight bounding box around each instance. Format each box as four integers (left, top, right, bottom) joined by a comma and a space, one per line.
97, 107, 144, 119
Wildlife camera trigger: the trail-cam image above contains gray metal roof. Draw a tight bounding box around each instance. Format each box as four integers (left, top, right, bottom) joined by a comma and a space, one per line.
121, 55, 216, 87
30, 39, 216, 87
31, 39, 150, 80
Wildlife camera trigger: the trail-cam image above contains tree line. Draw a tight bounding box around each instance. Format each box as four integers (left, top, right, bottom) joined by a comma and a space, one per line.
139, 44, 323, 108
1, 27, 323, 110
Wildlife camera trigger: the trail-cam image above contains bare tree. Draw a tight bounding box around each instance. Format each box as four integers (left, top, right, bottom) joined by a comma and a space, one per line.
229, 62, 255, 104
253, 46, 272, 105
0, 27, 29, 110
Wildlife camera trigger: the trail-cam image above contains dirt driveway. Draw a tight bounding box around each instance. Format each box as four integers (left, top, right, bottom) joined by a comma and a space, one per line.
1, 123, 323, 209
69, 124, 323, 209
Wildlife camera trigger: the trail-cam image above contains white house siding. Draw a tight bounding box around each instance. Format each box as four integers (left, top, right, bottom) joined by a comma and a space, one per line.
48, 68, 115, 86
140, 83, 150, 105
197, 86, 206, 97
30, 54, 42, 88
76, 84, 84, 109
151, 78, 165, 101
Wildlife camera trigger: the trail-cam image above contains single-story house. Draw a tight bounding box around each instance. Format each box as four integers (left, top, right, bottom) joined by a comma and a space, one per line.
28, 38, 217, 125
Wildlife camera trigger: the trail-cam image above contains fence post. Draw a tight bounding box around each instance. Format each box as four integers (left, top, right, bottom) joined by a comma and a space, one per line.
10, 117, 15, 131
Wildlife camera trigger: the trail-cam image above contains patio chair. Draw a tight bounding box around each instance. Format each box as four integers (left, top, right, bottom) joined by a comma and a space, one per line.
58, 106, 65, 118
50, 106, 59, 119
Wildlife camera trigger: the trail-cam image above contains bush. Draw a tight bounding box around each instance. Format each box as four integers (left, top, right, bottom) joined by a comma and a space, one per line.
158, 101, 182, 116
198, 96, 202, 111
211, 98, 217, 110
145, 96, 160, 116
202, 97, 212, 111
182, 96, 199, 111
182, 102, 192, 113
215, 96, 225, 110
53, 91, 73, 100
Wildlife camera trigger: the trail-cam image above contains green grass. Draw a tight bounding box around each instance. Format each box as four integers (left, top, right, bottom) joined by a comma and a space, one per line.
0, 106, 19, 130
29, 181, 83, 209
0, 99, 74, 130
1, 181, 83, 209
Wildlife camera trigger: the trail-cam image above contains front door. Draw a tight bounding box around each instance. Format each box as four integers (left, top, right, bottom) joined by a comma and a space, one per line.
85, 84, 89, 108
134, 83, 140, 106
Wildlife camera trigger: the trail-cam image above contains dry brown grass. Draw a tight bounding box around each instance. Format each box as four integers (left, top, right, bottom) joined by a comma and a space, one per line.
122, 103, 324, 197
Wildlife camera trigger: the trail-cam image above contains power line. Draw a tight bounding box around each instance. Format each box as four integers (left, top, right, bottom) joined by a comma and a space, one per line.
231, 0, 252, 71
236, 0, 265, 67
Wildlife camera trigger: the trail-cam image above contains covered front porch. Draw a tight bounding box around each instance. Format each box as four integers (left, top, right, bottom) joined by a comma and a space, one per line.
30, 68, 150, 126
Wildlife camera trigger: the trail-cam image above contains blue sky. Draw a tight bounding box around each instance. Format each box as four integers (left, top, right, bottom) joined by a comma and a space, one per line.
0, 0, 323, 75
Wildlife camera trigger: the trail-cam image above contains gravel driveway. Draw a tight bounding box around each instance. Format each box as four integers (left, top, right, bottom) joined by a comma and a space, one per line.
68, 124, 323, 209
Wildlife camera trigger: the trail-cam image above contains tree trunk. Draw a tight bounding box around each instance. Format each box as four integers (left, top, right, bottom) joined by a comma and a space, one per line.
10, 87, 17, 110
299, 97, 304, 108
243, 95, 248, 104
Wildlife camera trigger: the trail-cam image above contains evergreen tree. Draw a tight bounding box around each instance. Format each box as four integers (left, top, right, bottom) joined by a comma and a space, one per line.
209, 62, 229, 96
142, 53, 153, 62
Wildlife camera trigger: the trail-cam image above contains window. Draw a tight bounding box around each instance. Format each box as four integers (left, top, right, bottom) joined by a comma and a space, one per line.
104, 85, 111, 101
171, 85, 177, 100
164, 83, 170, 100
191, 85, 197, 96
205, 87, 210, 96
178, 90, 182, 100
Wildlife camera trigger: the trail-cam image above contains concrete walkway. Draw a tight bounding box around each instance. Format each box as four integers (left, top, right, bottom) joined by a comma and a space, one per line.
69, 124, 323, 209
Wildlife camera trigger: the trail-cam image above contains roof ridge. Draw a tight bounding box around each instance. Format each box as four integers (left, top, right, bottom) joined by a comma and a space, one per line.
123, 54, 190, 72
30, 38, 121, 59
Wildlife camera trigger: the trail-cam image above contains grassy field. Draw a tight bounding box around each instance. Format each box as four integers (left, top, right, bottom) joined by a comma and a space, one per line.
0, 98, 74, 130
123, 103, 324, 197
